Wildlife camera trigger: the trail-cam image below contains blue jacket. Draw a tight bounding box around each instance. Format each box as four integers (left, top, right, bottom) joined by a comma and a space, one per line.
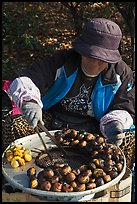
20, 49, 135, 123
42, 66, 122, 121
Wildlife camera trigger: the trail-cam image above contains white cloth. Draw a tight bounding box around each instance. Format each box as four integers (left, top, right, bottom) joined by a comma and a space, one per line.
7, 77, 43, 110
100, 110, 133, 136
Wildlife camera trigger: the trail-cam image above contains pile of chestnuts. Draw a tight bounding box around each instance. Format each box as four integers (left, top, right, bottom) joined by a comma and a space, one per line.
27, 128, 125, 192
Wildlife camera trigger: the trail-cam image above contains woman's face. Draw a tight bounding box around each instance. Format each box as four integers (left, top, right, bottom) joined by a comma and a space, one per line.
81, 56, 108, 76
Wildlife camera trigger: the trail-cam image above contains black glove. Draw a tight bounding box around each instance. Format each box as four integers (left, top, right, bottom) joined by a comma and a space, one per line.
102, 120, 125, 146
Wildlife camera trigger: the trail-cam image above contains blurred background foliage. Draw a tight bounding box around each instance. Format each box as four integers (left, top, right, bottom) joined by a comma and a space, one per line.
2, 2, 135, 79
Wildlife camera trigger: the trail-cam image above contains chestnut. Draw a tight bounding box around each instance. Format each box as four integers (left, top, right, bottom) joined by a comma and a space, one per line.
62, 183, 74, 192
27, 167, 36, 177
103, 163, 112, 173
52, 182, 62, 192
72, 168, 81, 176
84, 170, 92, 177
86, 182, 96, 189
71, 129, 78, 137
79, 165, 88, 173
29, 178, 38, 189
92, 158, 100, 166
37, 170, 46, 182
109, 171, 118, 179
40, 180, 52, 191
92, 150, 99, 158
93, 168, 104, 178
70, 181, 77, 188
96, 177, 105, 187
111, 154, 120, 162
76, 133, 85, 141
89, 177, 96, 183
85, 133, 95, 141
66, 172, 76, 183
106, 159, 113, 165
96, 136, 105, 144
62, 129, 71, 135
79, 140, 87, 148
103, 174, 112, 183
88, 162, 96, 171
116, 163, 123, 172
102, 151, 112, 160
75, 183, 86, 192
77, 173, 90, 184
60, 165, 72, 176
71, 140, 79, 146
50, 175, 60, 184
43, 168, 54, 178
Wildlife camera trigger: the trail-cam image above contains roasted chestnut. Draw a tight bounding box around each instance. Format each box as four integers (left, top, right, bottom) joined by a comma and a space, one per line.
103, 174, 112, 183
72, 168, 81, 176
62, 128, 71, 135
111, 154, 120, 162
77, 173, 90, 184
92, 150, 99, 158
79, 165, 88, 173
103, 163, 113, 173
27, 167, 36, 177
75, 183, 86, 192
52, 182, 62, 192
71, 139, 79, 146
89, 177, 96, 183
86, 182, 96, 189
62, 183, 74, 192
40, 180, 52, 191
37, 170, 45, 182
88, 162, 96, 171
60, 165, 72, 176
102, 151, 112, 160
109, 171, 118, 179
49, 175, 60, 184
85, 133, 95, 141
71, 129, 78, 137
70, 181, 77, 188
116, 163, 123, 172
96, 136, 105, 144
76, 133, 85, 140
29, 178, 39, 189
79, 140, 87, 148
93, 168, 104, 178
43, 168, 54, 178
96, 177, 105, 187
84, 170, 92, 177
66, 172, 76, 183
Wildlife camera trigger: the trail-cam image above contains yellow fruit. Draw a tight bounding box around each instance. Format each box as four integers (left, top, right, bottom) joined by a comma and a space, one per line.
24, 154, 32, 162
7, 155, 14, 162
11, 159, 19, 168
23, 149, 31, 156
6, 150, 13, 157
18, 158, 26, 166
15, 145, 23, 150
14, 150, 23, 158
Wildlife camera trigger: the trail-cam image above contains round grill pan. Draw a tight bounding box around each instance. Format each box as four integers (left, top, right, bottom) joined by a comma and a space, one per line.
35, 147, 89, 169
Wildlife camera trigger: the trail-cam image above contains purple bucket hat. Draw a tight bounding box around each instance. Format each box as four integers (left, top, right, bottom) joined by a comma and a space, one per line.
72, 18, 122, 63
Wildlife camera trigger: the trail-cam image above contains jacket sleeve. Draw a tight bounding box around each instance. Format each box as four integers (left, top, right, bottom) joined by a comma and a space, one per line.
18, 49, 71, 95
108, 61, 135, 123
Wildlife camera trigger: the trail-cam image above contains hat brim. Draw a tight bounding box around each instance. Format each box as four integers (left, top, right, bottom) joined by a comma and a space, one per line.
73, 41, 121, 63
